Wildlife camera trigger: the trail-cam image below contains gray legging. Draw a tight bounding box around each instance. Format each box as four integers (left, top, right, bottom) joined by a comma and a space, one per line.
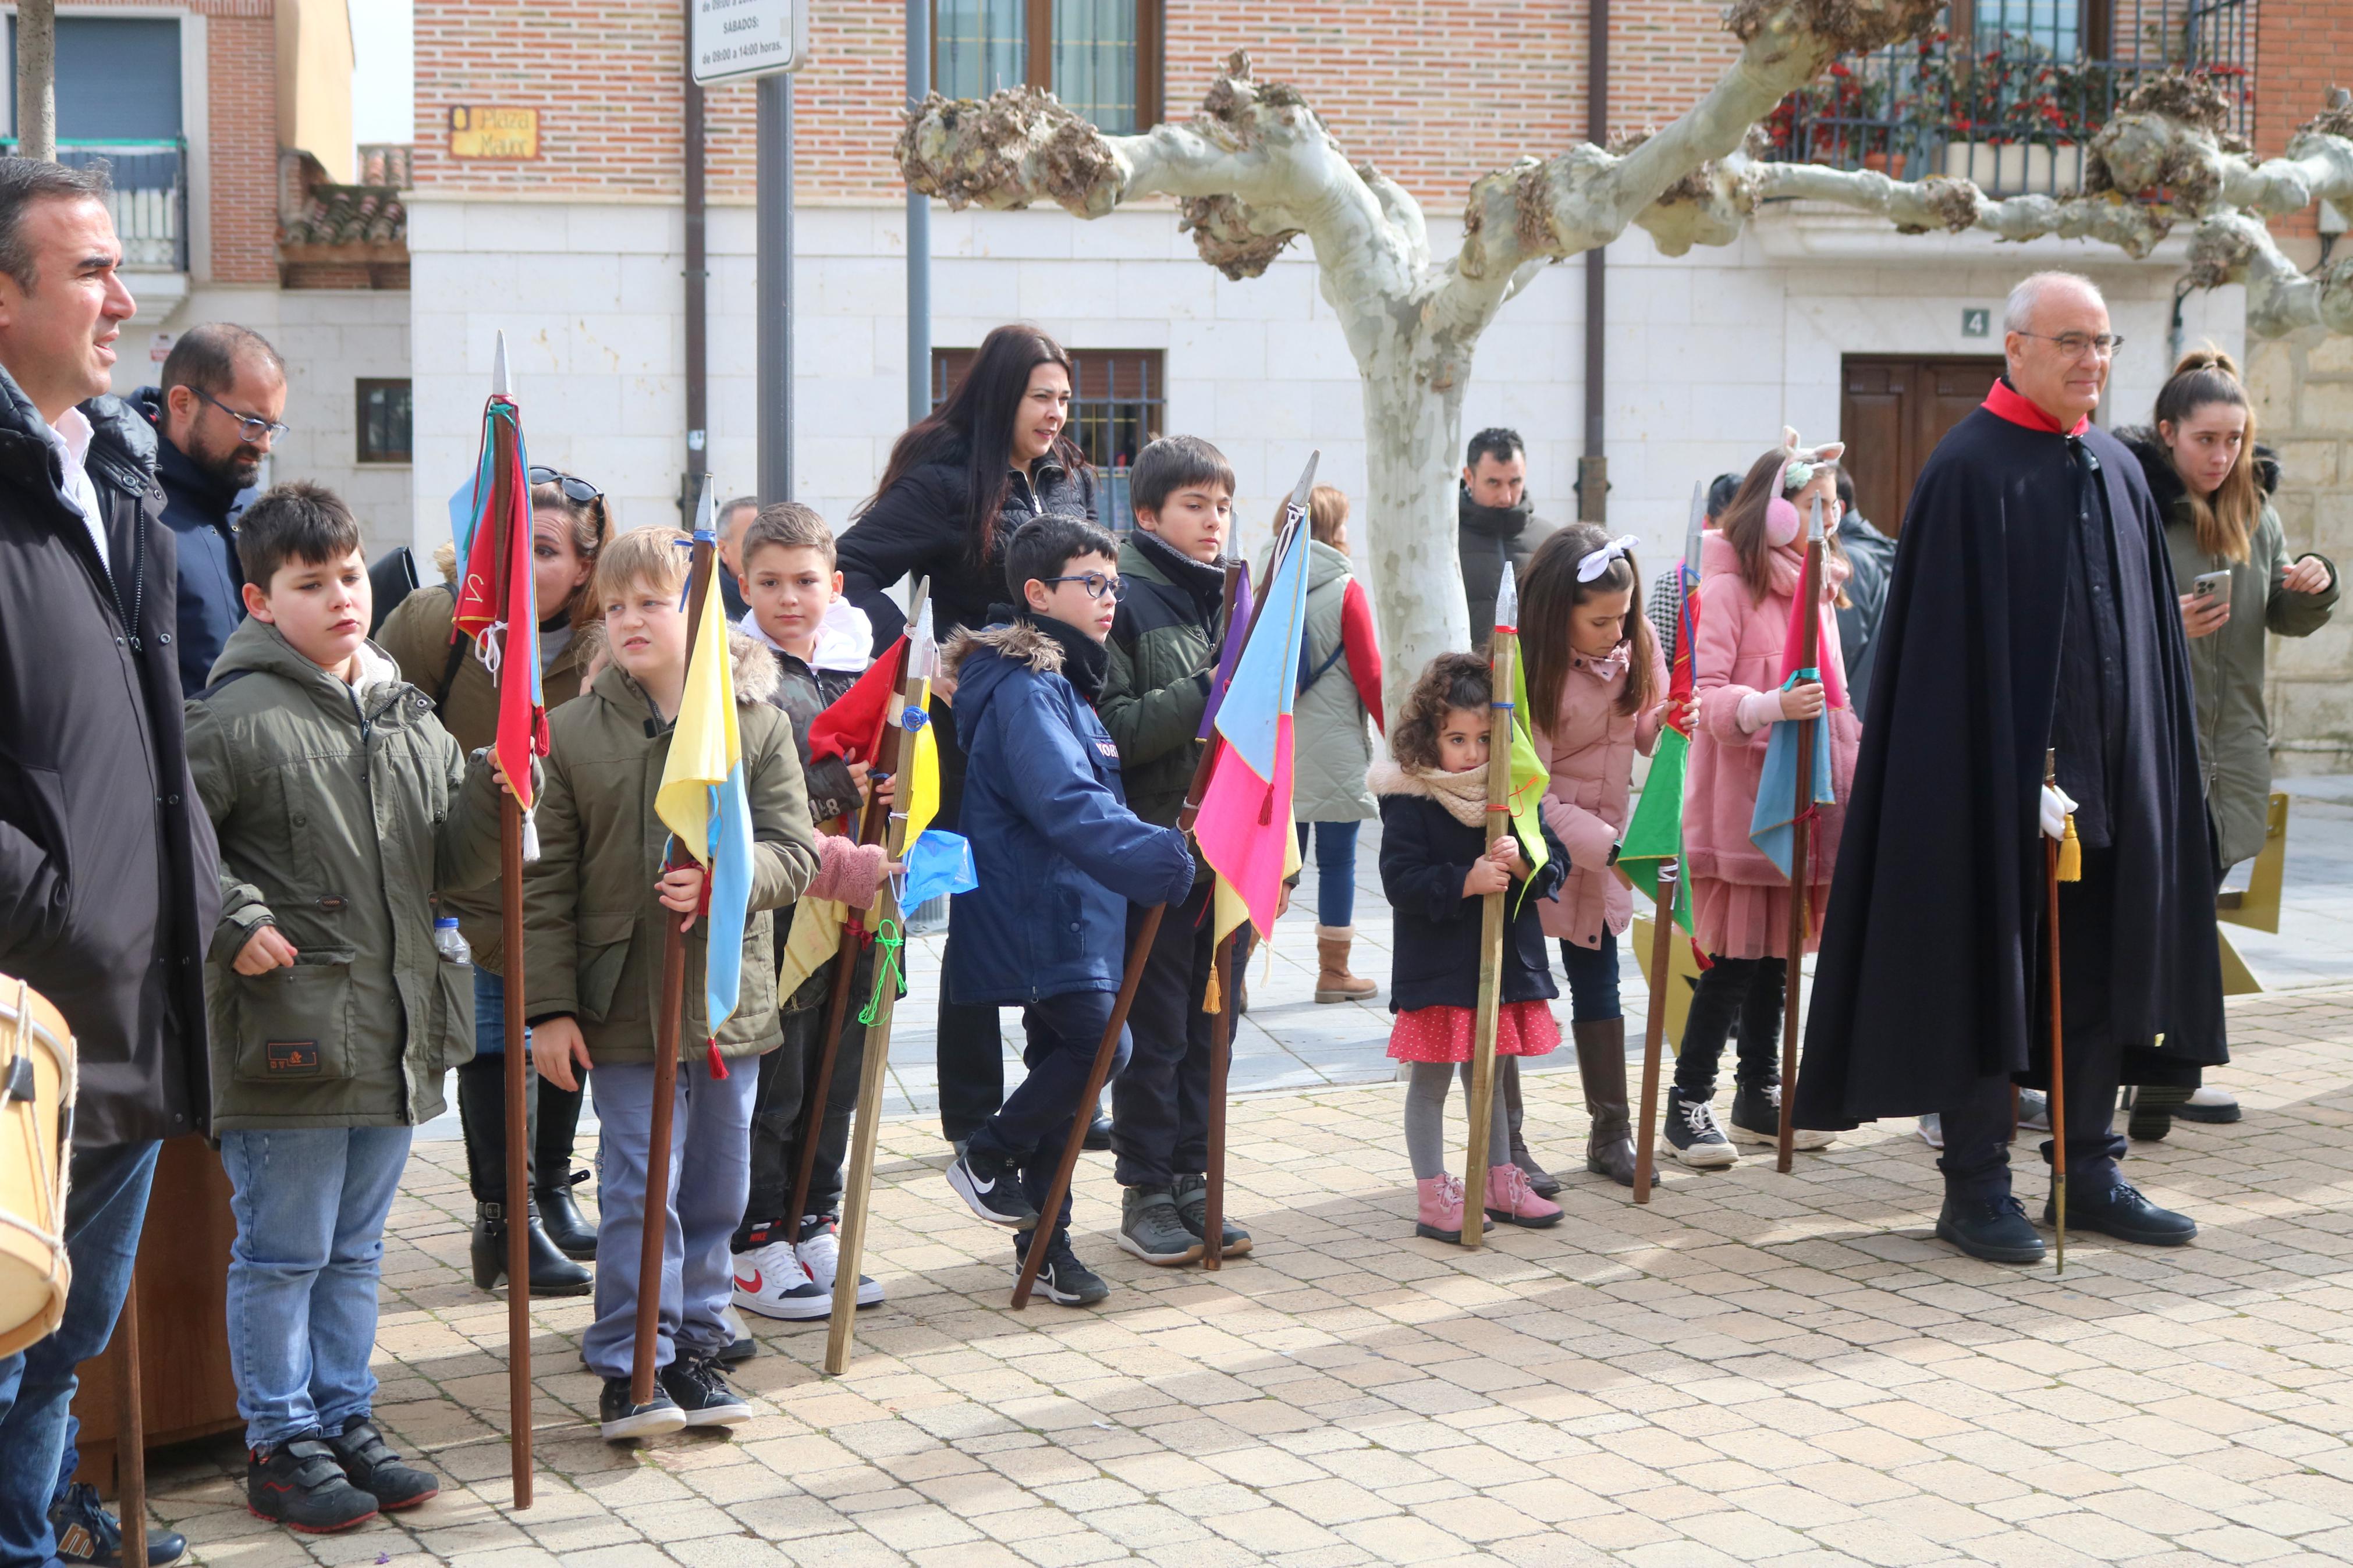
1404, 1061, 1512, 1181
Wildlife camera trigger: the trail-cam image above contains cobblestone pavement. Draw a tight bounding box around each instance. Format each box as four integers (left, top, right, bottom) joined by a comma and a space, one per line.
152, 984, 2353, 1567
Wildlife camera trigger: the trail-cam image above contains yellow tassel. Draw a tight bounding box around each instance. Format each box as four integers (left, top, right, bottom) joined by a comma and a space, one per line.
2058, 816, 2082, 883
1201, 963, 1222, 1016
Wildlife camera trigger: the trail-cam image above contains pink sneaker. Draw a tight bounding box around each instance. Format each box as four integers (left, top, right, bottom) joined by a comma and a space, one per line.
1414, 1174, 1464, 1242
1485, 1164, 1563, 1228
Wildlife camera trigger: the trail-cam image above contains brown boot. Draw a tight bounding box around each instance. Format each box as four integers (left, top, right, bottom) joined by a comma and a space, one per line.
1503, 1060, 1560, 1197
1313, 925, 1378, 1003
1573, 1019, 1637, 1187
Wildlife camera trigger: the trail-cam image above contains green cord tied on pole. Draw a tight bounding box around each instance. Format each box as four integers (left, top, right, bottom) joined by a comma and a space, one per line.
859, 918, 906, 1026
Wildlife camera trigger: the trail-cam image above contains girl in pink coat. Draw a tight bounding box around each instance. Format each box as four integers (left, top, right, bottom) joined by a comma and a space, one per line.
1521, 524, 1672, 1190
1668, 436, 1862, 1171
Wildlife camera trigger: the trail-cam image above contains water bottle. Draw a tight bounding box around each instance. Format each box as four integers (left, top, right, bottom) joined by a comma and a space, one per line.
433, 916, 471, 965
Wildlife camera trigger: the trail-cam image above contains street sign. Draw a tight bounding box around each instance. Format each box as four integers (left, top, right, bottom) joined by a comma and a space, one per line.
691, 0, 807, 85
1962, 307, 1991, 338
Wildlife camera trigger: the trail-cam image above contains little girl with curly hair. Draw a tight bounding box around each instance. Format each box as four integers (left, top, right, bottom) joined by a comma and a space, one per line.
1374, 653, 1568, 1241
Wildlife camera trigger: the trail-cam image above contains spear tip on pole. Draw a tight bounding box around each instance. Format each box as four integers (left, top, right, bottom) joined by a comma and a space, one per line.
694, 475, 716, 538
491, 330, 512, 397
1495, 560, 1519, 630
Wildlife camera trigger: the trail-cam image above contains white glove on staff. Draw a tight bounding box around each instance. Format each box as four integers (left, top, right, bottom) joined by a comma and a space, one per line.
2040, 782, 2078, 841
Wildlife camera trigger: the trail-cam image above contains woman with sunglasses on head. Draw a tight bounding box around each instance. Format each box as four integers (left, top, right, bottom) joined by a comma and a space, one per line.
838, 323, 1098, 1152
378, 467, 615, 1296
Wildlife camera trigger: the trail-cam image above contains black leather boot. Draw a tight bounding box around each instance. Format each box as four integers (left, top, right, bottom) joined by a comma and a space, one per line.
535, 1169, 599, 1261
471, 1200, 592, 1296
1571, 1019, 1636, 1186
1502, 1060, 1560, 1197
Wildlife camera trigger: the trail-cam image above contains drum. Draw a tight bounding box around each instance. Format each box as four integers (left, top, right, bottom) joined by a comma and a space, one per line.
0, 976, 75, 1357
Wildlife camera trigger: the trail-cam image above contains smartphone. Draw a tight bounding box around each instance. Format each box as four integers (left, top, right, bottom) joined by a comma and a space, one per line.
2191, 568, 2232, 606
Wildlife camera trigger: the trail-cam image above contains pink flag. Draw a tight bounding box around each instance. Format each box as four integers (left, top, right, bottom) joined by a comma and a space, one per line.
1778, 574, 1847, 709
1192, 713, 1295, 941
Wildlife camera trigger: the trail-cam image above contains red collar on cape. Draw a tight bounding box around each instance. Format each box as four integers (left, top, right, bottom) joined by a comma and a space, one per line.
1983, 376, 2091, 437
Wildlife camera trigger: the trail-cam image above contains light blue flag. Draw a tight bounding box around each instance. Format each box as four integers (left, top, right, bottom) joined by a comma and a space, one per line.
1213, 522, 1311, 780
704, 761, 755, 1032
902, 829, 978, 909
1748, 669, 1836, 880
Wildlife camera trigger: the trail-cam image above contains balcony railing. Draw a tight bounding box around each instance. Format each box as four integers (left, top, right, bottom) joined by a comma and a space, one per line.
1762, 0, 2251, 197
0, 138, 187, 271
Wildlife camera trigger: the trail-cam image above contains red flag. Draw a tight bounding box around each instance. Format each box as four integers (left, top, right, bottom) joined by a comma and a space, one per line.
807, 636, 907, 766
451, 400, 546, 806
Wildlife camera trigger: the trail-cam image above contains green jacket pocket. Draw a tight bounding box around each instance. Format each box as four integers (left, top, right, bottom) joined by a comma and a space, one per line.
233, 948, 358, 1085
576, 912, 637, 1024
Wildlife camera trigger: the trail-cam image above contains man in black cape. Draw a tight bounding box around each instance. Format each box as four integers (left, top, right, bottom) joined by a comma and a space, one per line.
1794, 271, 2223, 1265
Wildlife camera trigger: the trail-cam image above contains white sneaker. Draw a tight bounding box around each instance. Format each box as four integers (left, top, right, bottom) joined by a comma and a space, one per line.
2018, 1089, 2050, 1132
731, 1239, 829, 1321
1917, 1114, 1943, 1149
798, 1217, 884, 1309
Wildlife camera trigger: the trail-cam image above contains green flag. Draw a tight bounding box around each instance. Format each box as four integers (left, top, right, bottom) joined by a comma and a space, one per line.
1621, 726, 1692, 932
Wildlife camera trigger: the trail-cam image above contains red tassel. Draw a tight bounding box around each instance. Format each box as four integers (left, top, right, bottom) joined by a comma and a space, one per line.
1259, 785, 1273, 826
706, 1037, 728, 1079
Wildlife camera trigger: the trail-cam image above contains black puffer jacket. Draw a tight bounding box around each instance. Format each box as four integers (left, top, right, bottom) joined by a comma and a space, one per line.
0, 367, 219, 1144
837, 443, 1096, 654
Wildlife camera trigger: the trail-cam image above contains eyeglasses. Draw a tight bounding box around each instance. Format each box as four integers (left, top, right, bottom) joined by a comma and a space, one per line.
195, 390, 289, 445
2015, 330, 2125, 360
1040, 572, 1127, 602
527, 466, 604, 505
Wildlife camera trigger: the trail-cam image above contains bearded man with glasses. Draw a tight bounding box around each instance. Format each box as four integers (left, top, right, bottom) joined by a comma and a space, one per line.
1794, 271, 2224, 1266
132, 321, 288, 696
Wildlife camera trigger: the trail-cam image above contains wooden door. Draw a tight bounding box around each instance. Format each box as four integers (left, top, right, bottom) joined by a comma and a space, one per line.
1839, 354, 2005, 534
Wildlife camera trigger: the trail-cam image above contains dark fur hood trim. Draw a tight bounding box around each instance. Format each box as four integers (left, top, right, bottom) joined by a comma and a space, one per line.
942, 619, 1063, 680
2117, 424, 2280, 504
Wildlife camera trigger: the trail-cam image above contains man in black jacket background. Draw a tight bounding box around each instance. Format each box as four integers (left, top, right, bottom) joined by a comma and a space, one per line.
0, 158, 214, 1568
131, 321, 286, 696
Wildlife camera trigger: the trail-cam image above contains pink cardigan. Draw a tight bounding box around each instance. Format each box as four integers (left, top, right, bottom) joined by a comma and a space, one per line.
1534, 638, 1670, 948
1683, 532, 1860, 887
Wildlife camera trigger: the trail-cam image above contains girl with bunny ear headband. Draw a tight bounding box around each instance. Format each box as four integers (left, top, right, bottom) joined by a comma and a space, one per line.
1764, 427, 1848, 548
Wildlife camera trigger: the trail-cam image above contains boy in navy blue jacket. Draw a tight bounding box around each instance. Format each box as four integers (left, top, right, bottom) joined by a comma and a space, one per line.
939, 515, 1196, 1304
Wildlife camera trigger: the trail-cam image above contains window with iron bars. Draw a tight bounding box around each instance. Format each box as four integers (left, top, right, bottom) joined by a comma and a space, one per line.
931, 347, 1165, 532
1761, 0, 2252, 197
933, 0, 1163, 133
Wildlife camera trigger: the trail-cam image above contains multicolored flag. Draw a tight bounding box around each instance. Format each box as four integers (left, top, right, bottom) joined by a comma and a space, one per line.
1622, 486, 1704, 930
450, 335, 547, 812
1748, 498, 1841, 879
655, 491, 755, 1041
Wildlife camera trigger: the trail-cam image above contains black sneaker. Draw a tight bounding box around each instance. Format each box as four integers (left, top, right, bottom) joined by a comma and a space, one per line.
1728, 1083, 1834, 1150
1935, 1193, 2046, 1264
50, 1481, 189, 1566
1117, 1186, 1202, 1265
246, 1433, 379, 1534
1014, 1229, 1110, 1306
325, 1417, 439, 1511
1663, 1086, 1737, 1170
947, 1145, 1040, 1226
1172, 1173, 1252, 1257
1084, 1110, 1113, 1151
2052, 1182, 2196, 1246
661, 1352, 754, 1428
598, 1377, 688, 1442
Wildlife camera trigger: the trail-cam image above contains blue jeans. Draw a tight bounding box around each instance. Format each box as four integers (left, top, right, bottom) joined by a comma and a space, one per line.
583, 1055, 758, 1381
968, 990, 1129, 1237
220, 1127, 412, 1450
1294, 820, 1360, 928
1556, 937, 1624, 1022
0, 1140, 158, 1568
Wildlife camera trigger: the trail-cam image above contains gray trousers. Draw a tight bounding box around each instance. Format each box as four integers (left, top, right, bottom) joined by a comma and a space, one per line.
583, 1055, 760, 1381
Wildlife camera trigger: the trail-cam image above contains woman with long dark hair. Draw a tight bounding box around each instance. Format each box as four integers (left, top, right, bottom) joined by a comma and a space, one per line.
839, 324, 1099, 1146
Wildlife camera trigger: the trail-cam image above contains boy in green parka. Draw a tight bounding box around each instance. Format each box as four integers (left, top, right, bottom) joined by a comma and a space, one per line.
187, 482, 504, 1534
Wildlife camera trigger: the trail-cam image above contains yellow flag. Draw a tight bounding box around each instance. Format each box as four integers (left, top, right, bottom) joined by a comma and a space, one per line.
655, 580, 741, 865
902, 679, 939, 847
1210, 825, 1303, 947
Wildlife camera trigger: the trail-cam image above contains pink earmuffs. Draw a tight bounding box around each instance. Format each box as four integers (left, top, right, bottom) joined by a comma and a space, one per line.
1765, 426, 1846, 546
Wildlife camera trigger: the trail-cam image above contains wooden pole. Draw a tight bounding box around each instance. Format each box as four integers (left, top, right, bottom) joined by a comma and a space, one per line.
1632, 861, 1679, 1204
821, 593, 931, 1373
787, 589, 924, 1242
2045, 749, 2068, 1274
113, 1274, 144, 1565
1461, 617, 1517, 1249
1774, 506, 1826, 1176
486, 376, 534, 1507
631, 532, 718, 1407
1201, 930, 1238, 1268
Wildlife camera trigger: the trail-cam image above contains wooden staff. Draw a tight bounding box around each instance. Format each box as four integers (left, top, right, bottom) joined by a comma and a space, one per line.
114, 1274, 145, 1564
1460, 585, 1518, 1249
824, 595, 932, 1371
487, 337, 534, 1506
787, 584, 927, 1243
1016, 554, 1260, 1307
1201, 928, 1239, 1268
1632, 861, 1680, 1204
2045, 748, 2069, 1274
1775, 497, 1827, 1176
631, 528, 719, 1407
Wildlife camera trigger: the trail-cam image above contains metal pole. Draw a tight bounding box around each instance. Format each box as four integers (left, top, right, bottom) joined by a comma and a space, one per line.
1576, 0, 1609, 524
758, 73, 794, 502
15, 0, 55, 163
683, 6, 708, 520
906, 0, 932, 424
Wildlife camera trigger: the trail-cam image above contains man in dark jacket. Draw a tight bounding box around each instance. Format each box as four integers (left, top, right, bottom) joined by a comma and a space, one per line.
1831, 469, 1898, 712
1795, 272, 2222, 1266
132, 322, 285, 696
1458, 427, 1560, 639
0, 158, 214, 1568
